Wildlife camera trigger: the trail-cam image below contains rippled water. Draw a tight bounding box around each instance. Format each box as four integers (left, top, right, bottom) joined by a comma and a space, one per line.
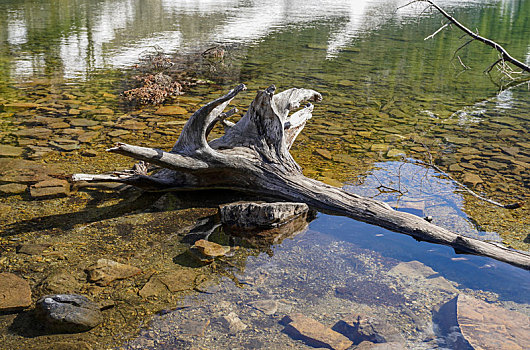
0, 0, 528, 349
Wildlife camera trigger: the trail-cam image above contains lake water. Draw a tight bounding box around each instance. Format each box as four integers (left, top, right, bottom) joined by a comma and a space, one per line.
0, 0, 528, 349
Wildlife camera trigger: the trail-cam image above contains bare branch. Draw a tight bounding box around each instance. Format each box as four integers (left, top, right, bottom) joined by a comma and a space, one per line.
424, 22, 449, 40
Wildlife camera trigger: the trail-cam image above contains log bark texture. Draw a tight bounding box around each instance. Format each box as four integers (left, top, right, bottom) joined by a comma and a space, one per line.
73, 84, 530, 270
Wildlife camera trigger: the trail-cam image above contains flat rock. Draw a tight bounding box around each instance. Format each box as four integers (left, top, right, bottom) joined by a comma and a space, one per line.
77, 131, 99, 143
70, 118, 99, 127
0, 183, 27, 194
3, 102, 41, 109
17, 243, 51, 255
219, 201, 309, 230
35, 294, 102, 333
39, 272, 83, 294
248, 299, 279, 315
315, 148, 333, 160
85, 259, 141, 286
0, 158, 61, 183
13, 127, 52, 139
0, 145, 24, 157
220, 312, 247, 333
370, 144, 388, 152
386, 149, 405, 158
139, 269, 197, 298
462, 173, 483, 187
387, 260, 458, 294
457, 294, 529, 350
354, 341, 406, 349
283, 313, 353, 350
119, 120, 148, 130
30, 178, 70, 198
193, 239, 230, 258
179, 319, 210, 336
332, 314, 405, 345
154, 105, 188, 115
0, 272, 32, 311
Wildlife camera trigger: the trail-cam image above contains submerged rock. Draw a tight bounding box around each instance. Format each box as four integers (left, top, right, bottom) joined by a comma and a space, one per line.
435, 294, 530, 350
219, 201, 309, 231
154, 105, 188, 116
139, 269, 197, 298
220, 312, 247, 333
29, 178, 70, 198
0, 145, 24, 157
193, 239, 230, 258
17, 243, 52, 255
85, 259, 142, 286
282, 313, 353, 350
0, 272, 32, 311
35, 294, 102, 333
0, 183, 27, 194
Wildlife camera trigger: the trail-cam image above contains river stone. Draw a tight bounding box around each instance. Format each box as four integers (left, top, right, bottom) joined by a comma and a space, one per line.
0, 145, 24, 157
370, 144, 388, 152
462, 173, 483, 187
386, 149, 405, 158
70, 118, 99, 127
2, 102, 41, 110
119, 120, 147, 130
154, 105, 188, 116
193, 240, 230, 258
13, 127, 52, 139
220, 312, 247, 334
387, 260, 458, 294
248, 299, 279, 315
497, 129, 518, 138
0, 272, 32, 311
435, 294, 530, 350
0, 183, 27, 194
85, 259, 142, 286
139, 269, 198, 298
30, 178, 70, 198
315, 148, 333, 160
0, 158, 62, 183
17, 243, 51, 255
39, 272, 83, 294
35, 294, 102, 333
282, 313, 353, 350
219, 201, 309, 230
77, 131, 99, 143
355, 341, 406, 349
332, 314, 405, 344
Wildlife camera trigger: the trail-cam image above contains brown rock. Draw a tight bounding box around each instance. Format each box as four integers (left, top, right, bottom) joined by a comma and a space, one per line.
497, 129, 519, 138
3, 102, 41, 109
221, 312, 247, 333
70, 118, 99, 127
0, 272, 32, 311
462, 173, 483, 187
193, 239, 230, 258
0, 145, 24, 157
17, 243, 52, 255
154, 105, 188, 116
77, 131, 99, 143
283, 313, 353, 350
315, 148, 333, 160
0, 183, 27, 194
119, 120, 147, 130
139, 269, 197, 297
457, 294, 529, 350
13, 128, 52, 139
39, 272, 83, 294
30, 178, 69, 198
355, 341, 405, 349
388, 260, 458, 294
85, 259, 141, 286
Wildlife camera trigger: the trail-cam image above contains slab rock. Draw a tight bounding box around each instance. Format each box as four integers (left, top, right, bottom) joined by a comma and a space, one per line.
220, 312, 247, 334
282, 313, 353, 350
443, 294, 530, 350
387, 260, 458, 295
154, 105, 188, 116
193, 239, 230, 258
0, 272, 32, 311
35, 294, 102, 333
30, 178, 70, 198
219, 201, 309, 230
332, 314, 405, 345
85, 259, 141, 286
139, 269, 198, 298
0, 145, 24, 157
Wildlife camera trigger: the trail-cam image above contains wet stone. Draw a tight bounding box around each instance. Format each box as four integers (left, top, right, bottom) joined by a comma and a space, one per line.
17, 243, 52, 255
81, 149, 98, 157
370, 144, 388, 152
315, 148, 333, 160
35, 294, 102, 333
39, 272, 83, 294
70, 118, 99, 127
179, 319, 210, 336
0, 272, 32, 311
335, 279, 406, 306
30, 178, 70, 198
220, 312, 247, 334
282, 313, 353, 350
0, 145, 24, 157
497, 129, 518, 138
139, 269, 197, 298
0, 183, 27, 194
462, 173, 483, 187
85, 258, 142, 286
248, 299, 279, 315
13, 127, 52, 139
77, 131, 99, 143
193, 239, 230, 258
386, 149, 405, 158
448, 163, 464, 172
154, 105, 188, 116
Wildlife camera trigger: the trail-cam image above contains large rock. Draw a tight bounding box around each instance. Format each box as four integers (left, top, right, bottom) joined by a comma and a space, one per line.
219, 201, 309, 230
0, 272, 32, 311
85, 259, 141, 286
332, 314, 405, 345
0, 145, 24, 157
282, 313, 353, 350
29, 178, 70, 198
435, 294, 530, 350
35, 294, 102, 333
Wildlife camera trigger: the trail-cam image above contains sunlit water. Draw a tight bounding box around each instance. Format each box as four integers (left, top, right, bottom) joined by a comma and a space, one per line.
0, 0, 528, 349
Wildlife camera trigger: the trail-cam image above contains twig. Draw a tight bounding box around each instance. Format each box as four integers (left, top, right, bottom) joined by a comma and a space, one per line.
402, 0, 530, 73
424, 22, 449, 40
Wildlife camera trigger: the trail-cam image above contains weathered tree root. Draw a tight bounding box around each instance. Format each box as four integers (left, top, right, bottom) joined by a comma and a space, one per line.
73, 84, 530, 270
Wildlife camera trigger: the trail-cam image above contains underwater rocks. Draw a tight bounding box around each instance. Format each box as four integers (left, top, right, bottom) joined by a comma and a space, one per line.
332, 314, 405, 345
29, 178, 70, 199
35, 294, 102, 333
435, 294, 530, 350
139, 269, 198, 298
220, 312, 247, 334
0, 272, 32, 311
192, 239, 230, 258
282, 313, 353, 350
154, 105, 188, 116
85, 259, 142, 286
0, 145, 24, 157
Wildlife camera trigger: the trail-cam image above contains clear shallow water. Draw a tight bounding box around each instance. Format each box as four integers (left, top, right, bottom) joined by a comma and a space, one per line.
0, 0, 528, 349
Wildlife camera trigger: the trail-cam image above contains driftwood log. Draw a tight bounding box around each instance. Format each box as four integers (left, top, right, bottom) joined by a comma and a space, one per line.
73, 84, 530, 270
